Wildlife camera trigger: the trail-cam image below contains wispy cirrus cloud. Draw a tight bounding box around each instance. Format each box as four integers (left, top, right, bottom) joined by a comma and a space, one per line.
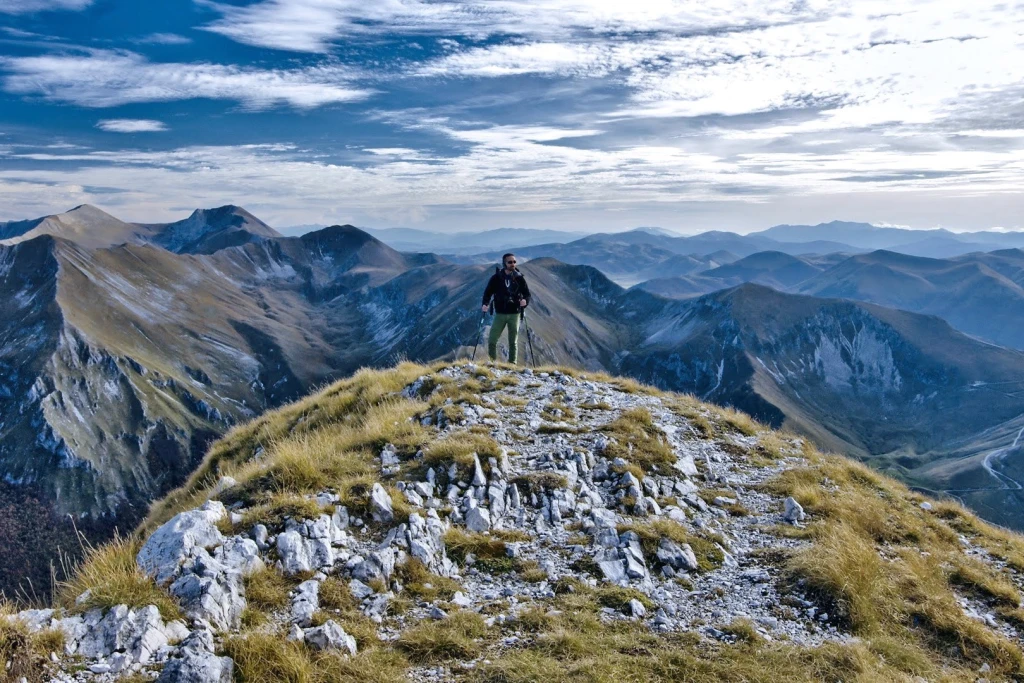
0, 49, 372, 109
0, 0, 91, 14
413, 3, 1024, 131
132, 33, 192, 45
96, 119, 168, 133
198, 0, 809, 53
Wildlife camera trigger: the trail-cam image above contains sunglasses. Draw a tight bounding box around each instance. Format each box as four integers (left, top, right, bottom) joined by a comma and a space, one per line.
505, 260, 517, 265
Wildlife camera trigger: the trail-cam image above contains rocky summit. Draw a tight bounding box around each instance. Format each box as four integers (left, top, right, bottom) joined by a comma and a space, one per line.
5, 362, 1024, 682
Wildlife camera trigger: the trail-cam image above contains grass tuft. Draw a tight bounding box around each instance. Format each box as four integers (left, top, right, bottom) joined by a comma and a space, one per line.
0, 611, 63, 683
56, 534, 181, 621
395, 611, 488, 662
599, 408, 676, 473
243, 566, 291, 613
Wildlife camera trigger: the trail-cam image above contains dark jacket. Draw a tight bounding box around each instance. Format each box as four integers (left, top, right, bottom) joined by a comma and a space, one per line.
482, 268, 531, 315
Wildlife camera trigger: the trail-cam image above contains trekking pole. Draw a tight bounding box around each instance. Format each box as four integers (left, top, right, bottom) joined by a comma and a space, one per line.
470, 315, 484, 361
471, 306, 489, 361
522, 308, 538, 367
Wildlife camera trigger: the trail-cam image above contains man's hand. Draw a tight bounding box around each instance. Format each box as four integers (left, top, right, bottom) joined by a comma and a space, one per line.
481, 304, 490, 313
520, 299, 527, 308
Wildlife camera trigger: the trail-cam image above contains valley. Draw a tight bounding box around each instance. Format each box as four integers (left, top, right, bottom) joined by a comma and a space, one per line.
1, 204, 1023, 598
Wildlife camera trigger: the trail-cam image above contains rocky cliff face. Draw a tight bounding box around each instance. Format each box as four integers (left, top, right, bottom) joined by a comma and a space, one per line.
6, 363, 1024, 682
5, 216, 1024, 600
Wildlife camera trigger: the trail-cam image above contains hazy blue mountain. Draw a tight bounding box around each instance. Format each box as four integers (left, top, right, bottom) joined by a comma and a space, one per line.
752, 220, 1024, 254
4, 205, 1024, 596
630, 251, 825, 299
364, 227, 589, 254
457, 237, 732, 286
797, 249, 1024, 350
698, 251, 823, 289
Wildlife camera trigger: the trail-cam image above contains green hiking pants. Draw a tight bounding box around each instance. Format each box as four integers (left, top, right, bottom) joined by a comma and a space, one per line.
487, 312, 521, 364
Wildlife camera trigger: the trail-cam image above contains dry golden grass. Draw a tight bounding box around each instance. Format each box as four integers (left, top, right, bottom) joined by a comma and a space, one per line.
232, 494, 327, 533
395, 610, 488, 662
243, 566, 291, 613
422, 432, 503, 476
716, 407, 762, 436
768, 452, 1024, 678
496, 395, 528, 408
541, 401, 577, 421
224, 632, 313, 683
443, 528, 508, 564
594, 585, 654, 611
55, 534, 181, 621
393, 559, 461, 601
719, 617, 762, 644
510, 472, 568, 495
599, 407, 677, 473
469, 585, 967, 683
141, 362, 434, 534
0, 611, 63, 683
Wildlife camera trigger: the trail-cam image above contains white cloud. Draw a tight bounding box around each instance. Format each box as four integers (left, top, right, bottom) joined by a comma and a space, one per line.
1, 131, 1022, 230
96, 119, 169, 133
0, 49, 372, 109
199, 0, 808, 53
133, 33, 192, 45
416, 42, 616, 78
412, 2, 1024, 133
0, 0, 91, 14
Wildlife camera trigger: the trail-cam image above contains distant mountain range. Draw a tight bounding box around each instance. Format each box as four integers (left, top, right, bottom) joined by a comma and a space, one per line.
628, 248, 1024, 352
360, 227, 590, 254
752, 220, 1024, 254
2, 204, 1024, 596
362, 220, 1024, 279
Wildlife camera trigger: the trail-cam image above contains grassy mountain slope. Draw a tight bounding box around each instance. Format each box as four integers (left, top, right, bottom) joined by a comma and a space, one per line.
15, 361, 1024, 683
4, 219, 1024, 600
0, 205, 158, 249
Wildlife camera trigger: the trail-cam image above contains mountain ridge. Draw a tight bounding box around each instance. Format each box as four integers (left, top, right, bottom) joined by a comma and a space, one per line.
4, 206, 1024, 600
6, 362, 1024, 682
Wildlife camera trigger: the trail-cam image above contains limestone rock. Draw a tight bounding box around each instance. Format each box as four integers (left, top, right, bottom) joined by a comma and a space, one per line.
168, 550, 246, 631
304, 620, 357, 655
276, 530, 314, 575
291, 579, 320, 627
783, 497, 805, 524
472, 453, 488, 486
70, 605, 172, 664
136, 501, 227, 586
656, 539, 699, 572
349, 579, 375, 600
465, 506, 491, 532
157, 629, 233, 683
370, 483, 395, 523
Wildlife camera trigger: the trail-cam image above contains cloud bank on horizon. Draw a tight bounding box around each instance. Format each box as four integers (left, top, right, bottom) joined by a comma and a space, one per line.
0, 0, 1021, 233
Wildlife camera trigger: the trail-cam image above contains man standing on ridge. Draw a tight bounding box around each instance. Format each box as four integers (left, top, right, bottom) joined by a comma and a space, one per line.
481, 253, 531, 364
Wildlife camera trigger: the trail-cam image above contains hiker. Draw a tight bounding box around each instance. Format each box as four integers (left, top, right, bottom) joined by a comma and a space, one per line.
481, 253, 531, 364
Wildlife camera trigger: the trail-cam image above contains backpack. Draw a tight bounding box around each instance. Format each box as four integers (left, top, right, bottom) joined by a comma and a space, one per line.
492, 264, 524, 311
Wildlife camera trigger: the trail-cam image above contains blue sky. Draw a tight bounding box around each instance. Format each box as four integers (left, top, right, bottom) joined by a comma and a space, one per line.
0, 0, 1022, 233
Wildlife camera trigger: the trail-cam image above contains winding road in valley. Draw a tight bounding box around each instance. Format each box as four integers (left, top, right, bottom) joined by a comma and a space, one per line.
941, 426, 1024, 495
981, 426, 1024, 490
